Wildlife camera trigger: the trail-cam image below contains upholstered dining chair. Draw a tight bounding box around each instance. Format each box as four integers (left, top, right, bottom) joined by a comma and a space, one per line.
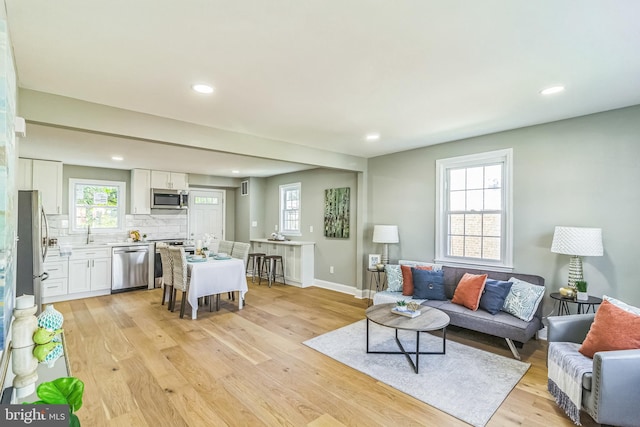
217, 240, 234, 255
168, 246, 191, 319
231, 242, 250, 267
156, 243, 173, 309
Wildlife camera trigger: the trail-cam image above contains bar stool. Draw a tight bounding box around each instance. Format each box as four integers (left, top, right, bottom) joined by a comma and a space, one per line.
246, 252, 265, 283
259, 255, 286, 287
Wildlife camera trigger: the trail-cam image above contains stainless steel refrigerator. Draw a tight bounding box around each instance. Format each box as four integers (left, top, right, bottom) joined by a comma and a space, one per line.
16, 190, 49, 313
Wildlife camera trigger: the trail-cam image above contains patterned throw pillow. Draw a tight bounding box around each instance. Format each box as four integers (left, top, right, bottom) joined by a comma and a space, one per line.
385, 265, 403, 292
603, 295, 640, 315
501, 277, 545, 322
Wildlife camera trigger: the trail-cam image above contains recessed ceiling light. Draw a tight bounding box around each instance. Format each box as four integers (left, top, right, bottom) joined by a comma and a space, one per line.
111, 156, 123, 161
192, 84, 214, 94
231, 170, 240, 174
365, 133, 380, 141
540, 85, 565, 95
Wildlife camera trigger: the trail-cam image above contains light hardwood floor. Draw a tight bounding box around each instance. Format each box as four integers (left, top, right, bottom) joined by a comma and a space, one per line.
55, 280, 598, 426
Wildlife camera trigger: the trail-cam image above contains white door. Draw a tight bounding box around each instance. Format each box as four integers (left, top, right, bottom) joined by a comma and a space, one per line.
189, 189, 225, 245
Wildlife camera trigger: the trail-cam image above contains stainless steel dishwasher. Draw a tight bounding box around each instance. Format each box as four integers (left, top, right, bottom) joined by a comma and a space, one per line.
112, 245, 149, 292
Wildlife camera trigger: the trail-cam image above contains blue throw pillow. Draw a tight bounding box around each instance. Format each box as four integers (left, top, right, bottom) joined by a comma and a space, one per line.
479, 279, 513, 314
412, 268, 446, 300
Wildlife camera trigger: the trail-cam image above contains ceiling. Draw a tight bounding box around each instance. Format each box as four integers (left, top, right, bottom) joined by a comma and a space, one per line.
5, 1, 640, 177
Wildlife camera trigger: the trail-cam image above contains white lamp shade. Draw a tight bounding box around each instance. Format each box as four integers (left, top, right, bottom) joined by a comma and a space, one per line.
373, 225, 399, 243
551, 226, 603, 256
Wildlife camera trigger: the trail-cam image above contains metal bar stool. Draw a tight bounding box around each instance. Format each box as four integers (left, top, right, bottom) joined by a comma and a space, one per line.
259, 255, 286, 287
246, 252, 265, 283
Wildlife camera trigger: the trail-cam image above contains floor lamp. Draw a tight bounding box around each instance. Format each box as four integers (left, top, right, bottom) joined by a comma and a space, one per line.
373, 225, 399, 264
551, 226, 603, 290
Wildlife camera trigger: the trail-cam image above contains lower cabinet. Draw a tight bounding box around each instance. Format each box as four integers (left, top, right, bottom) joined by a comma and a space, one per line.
68, 248, 112, 294
43, 250, 69, 301
250, 240, 314, 287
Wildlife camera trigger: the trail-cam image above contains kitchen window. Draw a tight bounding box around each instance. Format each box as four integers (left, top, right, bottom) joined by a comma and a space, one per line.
435, 149, 513, 270
69, 179, 126, 233
279, 182, 301, 235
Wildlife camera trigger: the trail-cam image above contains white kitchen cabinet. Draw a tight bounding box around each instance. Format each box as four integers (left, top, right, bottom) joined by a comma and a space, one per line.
42, 249, 69, 301
131, 168, 151, 214
68, 247, 112, 293
17, 157, 33, 190
32, 159, 63, 214
17, 158, 63, 214
250, 239, 315, 287
150, 170, 188, 190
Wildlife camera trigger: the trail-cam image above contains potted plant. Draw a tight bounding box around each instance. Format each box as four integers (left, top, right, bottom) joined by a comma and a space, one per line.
395, 300, 408, 311
26, 376, 84, 427
575, 280, 588, 301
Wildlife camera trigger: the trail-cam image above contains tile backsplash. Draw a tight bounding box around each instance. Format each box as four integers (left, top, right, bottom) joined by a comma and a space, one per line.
47, 213, 189, 245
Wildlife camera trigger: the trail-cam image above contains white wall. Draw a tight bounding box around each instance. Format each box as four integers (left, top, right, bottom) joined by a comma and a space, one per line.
368, 105, 640, 308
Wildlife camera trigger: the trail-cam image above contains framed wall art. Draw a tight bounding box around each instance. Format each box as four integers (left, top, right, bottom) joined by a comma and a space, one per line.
324, 187, 350, 238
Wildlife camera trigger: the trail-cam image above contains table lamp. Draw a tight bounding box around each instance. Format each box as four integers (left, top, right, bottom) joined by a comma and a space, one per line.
551, 226, 603, 290
373, 225, 399, 264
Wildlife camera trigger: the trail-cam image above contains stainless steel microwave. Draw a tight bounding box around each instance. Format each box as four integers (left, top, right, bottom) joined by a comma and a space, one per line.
151, 189, 188, 209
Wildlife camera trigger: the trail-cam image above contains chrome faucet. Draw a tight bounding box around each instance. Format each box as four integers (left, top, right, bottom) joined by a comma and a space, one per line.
86, 224, 92, 244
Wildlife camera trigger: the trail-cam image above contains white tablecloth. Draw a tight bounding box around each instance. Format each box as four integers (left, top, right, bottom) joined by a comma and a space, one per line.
187, 257, 247, 319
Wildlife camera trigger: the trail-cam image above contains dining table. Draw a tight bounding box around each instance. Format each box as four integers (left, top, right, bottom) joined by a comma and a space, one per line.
187, 255, 248, 320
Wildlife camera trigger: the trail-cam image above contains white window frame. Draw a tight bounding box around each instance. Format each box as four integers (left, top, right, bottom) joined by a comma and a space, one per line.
279, 182, 301, 236
69, 178, 126, 234
435, 148, 513, 271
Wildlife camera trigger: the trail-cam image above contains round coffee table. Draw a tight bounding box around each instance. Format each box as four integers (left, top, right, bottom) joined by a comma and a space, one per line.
365, 303, 450, 373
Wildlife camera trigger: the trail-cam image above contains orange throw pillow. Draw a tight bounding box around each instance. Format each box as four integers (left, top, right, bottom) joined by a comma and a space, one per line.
579, 299, 640, 358
401, 265, 432, 296
451, 273, 488, 311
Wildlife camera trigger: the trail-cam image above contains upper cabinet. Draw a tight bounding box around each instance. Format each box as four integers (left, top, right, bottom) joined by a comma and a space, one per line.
19, 158, 63, 214
131, 169, 151, 215
150, 170, 188, 190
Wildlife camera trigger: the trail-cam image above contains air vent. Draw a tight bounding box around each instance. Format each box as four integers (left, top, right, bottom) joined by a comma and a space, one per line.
241, 180, 249, 196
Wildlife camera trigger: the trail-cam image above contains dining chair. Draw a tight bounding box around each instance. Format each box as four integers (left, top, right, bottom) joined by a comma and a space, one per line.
218, 240, 234, 255
231, 242, 251, 267
168, 246, 190, 318
157, 243, 173, 309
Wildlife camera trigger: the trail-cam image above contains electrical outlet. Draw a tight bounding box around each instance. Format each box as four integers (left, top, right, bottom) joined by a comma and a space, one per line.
309, 225, 313, 233
274, 225, 278, 231
330, 266, 334, 274
252, 221, 258, 227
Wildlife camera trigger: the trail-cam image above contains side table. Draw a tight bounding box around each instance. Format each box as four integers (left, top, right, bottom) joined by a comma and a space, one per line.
550, 292, 602, 316
367, 267, 386, 306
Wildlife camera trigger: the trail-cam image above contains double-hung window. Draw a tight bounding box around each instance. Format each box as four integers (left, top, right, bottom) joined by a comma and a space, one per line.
279, 182, 301, 235
435, 149, 513, 270
69, 179, 126, 233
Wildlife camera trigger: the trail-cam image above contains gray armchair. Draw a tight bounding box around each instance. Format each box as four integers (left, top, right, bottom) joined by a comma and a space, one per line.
547, 314, 640, 427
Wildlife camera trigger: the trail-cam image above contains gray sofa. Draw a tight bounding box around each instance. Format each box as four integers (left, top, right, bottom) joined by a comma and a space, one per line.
373, 261, 545, 359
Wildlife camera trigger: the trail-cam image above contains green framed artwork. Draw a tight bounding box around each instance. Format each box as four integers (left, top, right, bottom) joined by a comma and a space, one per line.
324, 187, 350, 238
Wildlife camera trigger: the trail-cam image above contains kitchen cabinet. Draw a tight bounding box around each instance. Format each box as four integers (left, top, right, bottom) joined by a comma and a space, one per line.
17, 157, 32, 190
131, 168, 151, 214
42, 249, 69, 302
68, 247, 112, 293
18, 158, 63, 214
150, 170, 188, 190
250, 239, 315, 287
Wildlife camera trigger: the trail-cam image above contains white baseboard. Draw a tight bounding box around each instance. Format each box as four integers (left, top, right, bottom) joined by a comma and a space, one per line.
312, 279, 365, 299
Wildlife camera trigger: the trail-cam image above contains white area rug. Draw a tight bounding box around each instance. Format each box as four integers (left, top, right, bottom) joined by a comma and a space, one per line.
304, 320, 530, 427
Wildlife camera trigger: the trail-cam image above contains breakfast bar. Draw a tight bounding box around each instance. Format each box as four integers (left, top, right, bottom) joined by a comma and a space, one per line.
250, 239, 315, 287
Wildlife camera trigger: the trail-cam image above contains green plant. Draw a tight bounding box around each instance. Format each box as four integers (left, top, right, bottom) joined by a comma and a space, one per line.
396, 300, 407, 307
26, 377, 84, 427
575, 280, 588, 292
